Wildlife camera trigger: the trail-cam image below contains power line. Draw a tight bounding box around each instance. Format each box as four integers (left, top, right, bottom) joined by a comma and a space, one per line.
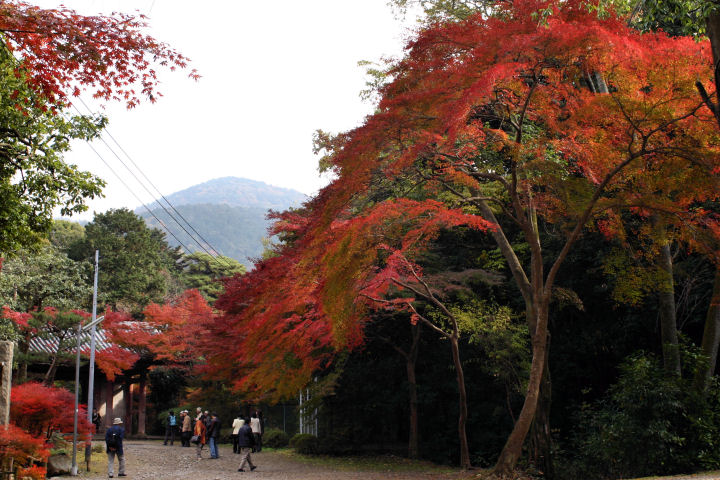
62, 112, 197, 257
76, 97, 231, 267
71, 101, 234, 268
0, 37, 234, 268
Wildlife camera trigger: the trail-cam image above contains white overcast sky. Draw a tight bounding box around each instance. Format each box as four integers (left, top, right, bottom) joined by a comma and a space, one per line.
35, 0, 419, 220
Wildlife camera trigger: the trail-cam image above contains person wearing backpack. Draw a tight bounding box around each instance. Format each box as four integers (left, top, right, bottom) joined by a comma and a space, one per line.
105, 417, 126, 478
164, 411, 177, 446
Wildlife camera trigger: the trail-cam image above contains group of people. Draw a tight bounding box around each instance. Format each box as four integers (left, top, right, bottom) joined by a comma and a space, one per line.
105, 408, 266, 477
188, 408, 222, 459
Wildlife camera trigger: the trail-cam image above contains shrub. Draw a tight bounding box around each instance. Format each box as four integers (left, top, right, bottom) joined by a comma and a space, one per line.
0, 424, 49, 467
264, 428, 289, 448
564, 351, 720, 479
289, 433, 318, 454
17, 465, 46, 480
11, 383, 90, 438
317, 434, 354, 455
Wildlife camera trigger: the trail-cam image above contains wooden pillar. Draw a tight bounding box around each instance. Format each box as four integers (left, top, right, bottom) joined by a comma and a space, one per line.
137, 373, 147, 436
123, 379, 133, 433
105, 380, 114, 429
0, 341, 13, 425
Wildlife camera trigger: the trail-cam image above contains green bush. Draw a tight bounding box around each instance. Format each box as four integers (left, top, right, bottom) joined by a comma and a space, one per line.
264, 428, 290, 448
317, 433, 354, 455
289, 433, 318, 454
563, 351, 720, 479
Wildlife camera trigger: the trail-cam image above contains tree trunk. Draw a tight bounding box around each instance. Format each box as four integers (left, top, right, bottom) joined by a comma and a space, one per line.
657, 240, 681, 375
450, 335, 471, 469
407, 324, 420, 459
529, 334, 554, 479
707, 10, 720, 127
138, 373, 147, 437
694, 268, 720, 393
43, 350, 61, 386
17, 336, 29, 383
493, 303, 549, 476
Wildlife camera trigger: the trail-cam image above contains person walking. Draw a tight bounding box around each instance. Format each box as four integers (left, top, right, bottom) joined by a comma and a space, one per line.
164, 410, 178, 445
105, 417, 126, 478
181, 410, 192, 447
231, 414, 244, 454
92, 409, 102, 433
237, 418, 257, 472
250, 412, 262, 452
193, 413, 207, 459
207, 412, 221, 459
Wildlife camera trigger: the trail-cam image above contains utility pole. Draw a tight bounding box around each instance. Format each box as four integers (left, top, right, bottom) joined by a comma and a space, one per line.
71, 321, 82, 476
85, 250, 100, 469
72, 251, 101, 476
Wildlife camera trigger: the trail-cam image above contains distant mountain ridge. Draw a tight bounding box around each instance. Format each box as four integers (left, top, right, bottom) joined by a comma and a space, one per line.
138, 177, 307, 266
144, 177, 307, 211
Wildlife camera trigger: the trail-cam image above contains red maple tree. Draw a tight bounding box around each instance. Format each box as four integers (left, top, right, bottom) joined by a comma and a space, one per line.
0, 424, 48, 472
0, 1, 198, 108
205, 0, 720, 474
11, 382, 91, 438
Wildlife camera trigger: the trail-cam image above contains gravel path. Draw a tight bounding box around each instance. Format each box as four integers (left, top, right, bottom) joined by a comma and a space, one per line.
77, 440, 468, 480
74, 440, 720, 480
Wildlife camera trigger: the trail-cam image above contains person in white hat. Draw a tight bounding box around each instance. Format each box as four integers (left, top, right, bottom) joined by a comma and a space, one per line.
105, 417, 126, 478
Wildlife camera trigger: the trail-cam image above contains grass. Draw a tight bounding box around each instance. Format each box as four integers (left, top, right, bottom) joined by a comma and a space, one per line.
629, 473, 720, 480
76, 441, 107, 478
276, 448, 461, 474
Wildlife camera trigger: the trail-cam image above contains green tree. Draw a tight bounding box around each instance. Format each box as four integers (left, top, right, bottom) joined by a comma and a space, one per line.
0, 245, 91, 312
180, 252, 245, 303
0, 244, 91, 381
49, 220, 86, 255
0, 47, 105, 255
73, 208, 179, 314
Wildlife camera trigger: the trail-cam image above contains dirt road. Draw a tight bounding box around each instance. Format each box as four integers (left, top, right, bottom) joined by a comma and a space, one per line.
75, 440, 467, 480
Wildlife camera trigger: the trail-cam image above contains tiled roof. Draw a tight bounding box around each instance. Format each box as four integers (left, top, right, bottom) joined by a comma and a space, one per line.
28, 328, 113, 355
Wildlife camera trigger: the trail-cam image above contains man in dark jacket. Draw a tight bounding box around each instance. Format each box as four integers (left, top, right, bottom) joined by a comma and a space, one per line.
237, 418, 257, 472
207, 412, 221, 459
105, 417, 126, 478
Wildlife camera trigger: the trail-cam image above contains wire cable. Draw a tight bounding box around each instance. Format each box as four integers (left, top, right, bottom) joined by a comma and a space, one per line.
61, 112, 198, 257
71, 102, 234, 268
77, 97, 231, 267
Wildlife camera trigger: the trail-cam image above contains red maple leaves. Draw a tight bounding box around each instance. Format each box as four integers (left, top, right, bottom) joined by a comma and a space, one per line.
0, 1, 198, 108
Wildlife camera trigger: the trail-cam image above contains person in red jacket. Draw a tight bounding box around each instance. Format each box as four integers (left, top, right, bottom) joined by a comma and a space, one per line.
193, 414, 207, 460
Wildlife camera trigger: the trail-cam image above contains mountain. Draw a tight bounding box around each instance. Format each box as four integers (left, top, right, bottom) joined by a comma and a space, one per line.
145, 177, 307, 211
138, 177, 307, 266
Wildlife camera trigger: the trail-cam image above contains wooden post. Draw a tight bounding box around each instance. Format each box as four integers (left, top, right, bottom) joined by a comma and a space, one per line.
123, 379, 132, 434
105, 380, 114, 430
137, 373, 146, 437
0, 341, 14, 426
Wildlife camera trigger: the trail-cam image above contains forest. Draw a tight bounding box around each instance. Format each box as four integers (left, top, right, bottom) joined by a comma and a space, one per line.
1, 0, 720, 479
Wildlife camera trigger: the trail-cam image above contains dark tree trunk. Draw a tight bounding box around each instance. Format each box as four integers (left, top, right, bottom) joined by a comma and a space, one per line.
698, 10, 720, 128
529, 335, 554, 479
450, 335, 470, 469
657, 241, 681, 375
16, 336, 30, 383
494, 304, 549, 476
708, 10, 720, 125
407, 324, 420, 459
43, 348, 61, 386
694, 269, 720, 393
